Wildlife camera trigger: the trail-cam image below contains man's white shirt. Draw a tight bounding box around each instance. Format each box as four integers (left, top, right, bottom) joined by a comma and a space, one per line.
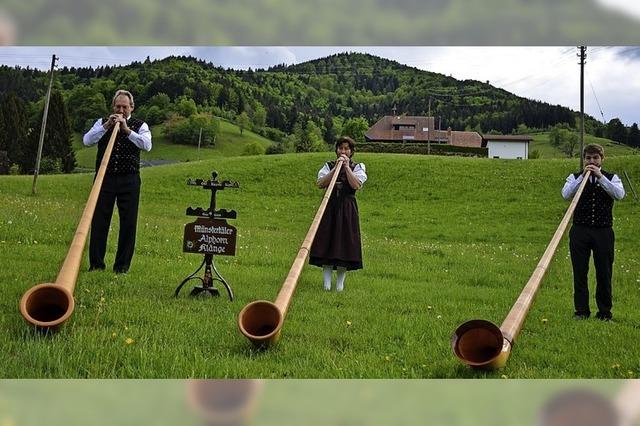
82, 117, 152, 152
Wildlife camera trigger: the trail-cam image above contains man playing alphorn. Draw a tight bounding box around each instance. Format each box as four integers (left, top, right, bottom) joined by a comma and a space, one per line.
562, 144, 625, 321
82, 89, 152, 274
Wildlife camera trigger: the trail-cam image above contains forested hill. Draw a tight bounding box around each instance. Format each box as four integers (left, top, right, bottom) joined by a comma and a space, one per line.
263, 52, 593, 133
0, 52, 604, 138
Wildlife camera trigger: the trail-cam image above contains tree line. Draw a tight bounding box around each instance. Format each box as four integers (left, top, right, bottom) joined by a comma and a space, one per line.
1, 52, 638, 173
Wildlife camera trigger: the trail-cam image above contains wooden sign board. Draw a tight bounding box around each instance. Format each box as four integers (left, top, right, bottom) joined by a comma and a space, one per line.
183, 218, 237, 256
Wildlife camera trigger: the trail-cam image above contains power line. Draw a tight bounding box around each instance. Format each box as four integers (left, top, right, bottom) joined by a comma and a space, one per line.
586, 72, 606, 123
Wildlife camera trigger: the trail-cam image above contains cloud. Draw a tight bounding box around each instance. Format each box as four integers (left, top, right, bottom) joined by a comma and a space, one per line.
614, 46, 640, 61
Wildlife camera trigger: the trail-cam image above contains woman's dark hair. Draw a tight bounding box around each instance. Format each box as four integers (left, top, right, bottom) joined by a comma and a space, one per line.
335, 136, 356, 157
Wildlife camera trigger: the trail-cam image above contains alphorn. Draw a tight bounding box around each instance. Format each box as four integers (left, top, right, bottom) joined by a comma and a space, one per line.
19, 122, 121, 331
238, 160, 345, 348
451, 170, 592, 368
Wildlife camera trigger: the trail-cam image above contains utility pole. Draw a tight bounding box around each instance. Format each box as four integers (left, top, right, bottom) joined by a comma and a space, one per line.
427, 97, 431, 155
197, 127, 203, 154
578, 46, 586, 169
31, 54, 58, 195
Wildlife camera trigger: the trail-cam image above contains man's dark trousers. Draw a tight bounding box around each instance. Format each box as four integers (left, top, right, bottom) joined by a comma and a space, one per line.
89, 173, 141, 272
569, 224, 615, 317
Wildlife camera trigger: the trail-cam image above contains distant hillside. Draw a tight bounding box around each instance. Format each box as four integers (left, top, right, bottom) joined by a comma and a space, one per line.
530, 132, 640, 159
1, 52, 610, 139
271, 52, 590, 132
4, 51, 639, 177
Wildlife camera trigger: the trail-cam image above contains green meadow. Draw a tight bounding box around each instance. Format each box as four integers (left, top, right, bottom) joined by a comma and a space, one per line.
529, 132, 639, 159
1, 153, 639, 378
72, 120, 274, 170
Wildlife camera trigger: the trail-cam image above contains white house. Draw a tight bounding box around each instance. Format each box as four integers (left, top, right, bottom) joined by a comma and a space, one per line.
482, 135, 533, 159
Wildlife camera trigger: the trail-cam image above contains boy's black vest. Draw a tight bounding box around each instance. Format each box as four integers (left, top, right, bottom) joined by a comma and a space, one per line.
572, 170, 615, 227
95, 117, 144, 174
327, 160, 358, 198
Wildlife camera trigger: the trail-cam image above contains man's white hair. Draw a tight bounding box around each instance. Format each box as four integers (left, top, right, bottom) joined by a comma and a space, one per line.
112, 89, 134, 107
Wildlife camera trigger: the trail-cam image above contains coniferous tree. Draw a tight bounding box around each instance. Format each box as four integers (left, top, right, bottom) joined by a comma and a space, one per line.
627, 123, 640, 148
0, 92, 30, 172
39, 91, 76, 173
605, 118, 627, 144
0, 103, 8, 174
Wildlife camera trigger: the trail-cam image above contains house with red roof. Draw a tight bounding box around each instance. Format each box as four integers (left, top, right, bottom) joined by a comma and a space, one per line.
365, 115, 533, 158
365, 115, 483, 148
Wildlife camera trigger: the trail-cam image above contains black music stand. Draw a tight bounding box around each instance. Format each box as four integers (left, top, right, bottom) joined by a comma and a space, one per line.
175, 171, 239, 301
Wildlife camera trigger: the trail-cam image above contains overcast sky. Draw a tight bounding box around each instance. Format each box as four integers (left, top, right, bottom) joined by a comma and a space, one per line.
1, 46, 639, 126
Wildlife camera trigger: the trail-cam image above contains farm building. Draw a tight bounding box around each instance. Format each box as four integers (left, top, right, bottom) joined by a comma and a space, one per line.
482, 134, 533, 159
365, 116, 482, 148
365, 115, 533, 159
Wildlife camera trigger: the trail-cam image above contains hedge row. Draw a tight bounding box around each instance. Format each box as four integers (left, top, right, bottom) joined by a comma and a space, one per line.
358, 142, 487, 157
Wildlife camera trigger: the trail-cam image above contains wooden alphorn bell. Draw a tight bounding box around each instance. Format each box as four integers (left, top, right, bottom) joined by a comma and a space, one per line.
238, 160, 345, 348
19, 122, 121, 331
451, 170, 592, 368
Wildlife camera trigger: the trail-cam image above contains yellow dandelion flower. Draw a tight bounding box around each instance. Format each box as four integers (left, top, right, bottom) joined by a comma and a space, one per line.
125, 338, 135, 345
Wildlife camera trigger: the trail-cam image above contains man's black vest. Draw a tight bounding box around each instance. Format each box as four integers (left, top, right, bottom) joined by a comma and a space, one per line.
572, 170, 616, 227
95, 117, 144, 174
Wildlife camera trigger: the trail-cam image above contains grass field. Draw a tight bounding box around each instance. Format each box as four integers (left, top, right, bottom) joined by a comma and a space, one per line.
1, 153, 639, 378
72, 120, 274, 170
71, 125, 639, 175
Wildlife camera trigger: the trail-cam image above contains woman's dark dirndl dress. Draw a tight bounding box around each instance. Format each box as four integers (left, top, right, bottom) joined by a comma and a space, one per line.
309, 160, 363, 271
